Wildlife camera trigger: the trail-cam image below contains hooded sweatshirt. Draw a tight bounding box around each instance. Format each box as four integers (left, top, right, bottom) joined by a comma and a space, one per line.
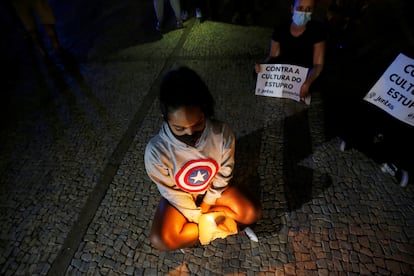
144, 119, 235, 223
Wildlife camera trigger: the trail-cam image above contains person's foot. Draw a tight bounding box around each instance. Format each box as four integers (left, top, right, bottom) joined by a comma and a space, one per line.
245, 13, 254, 25
339, 139, 347, 152
243, 227, 258, 242
176, 19, 184, 29
373, 133, 384, 144
195, 8, 203, 19
380, 162, 398, 176
231, 12, 241, 24
398, 170, 409, 188
181, 10, 189, 21
380, 163, 409, 187
156, 21, 164, 32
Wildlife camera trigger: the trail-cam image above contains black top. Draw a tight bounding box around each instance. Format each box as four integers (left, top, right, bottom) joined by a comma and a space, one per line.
270, 20, 327, 68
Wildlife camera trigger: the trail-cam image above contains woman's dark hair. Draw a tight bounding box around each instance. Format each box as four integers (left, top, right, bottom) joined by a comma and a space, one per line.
159, 66, 215, 120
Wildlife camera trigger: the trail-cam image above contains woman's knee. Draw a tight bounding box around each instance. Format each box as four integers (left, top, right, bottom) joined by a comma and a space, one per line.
244, 200, 262, 224
150, 231, 166, 251
150, 228, 175, 251
233, 196, 261, 225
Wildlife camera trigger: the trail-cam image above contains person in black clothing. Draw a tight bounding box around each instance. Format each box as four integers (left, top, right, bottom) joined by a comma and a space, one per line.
256, 0, 327, 99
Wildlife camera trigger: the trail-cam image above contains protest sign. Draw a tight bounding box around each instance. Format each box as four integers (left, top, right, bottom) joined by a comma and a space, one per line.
255, 64, 310, 104
363, 53, 414, 127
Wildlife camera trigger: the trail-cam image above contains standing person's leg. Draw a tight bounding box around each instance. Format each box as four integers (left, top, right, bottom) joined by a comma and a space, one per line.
12, 0, 48, 56
243, 0, 255, 25
339, 100, 378, 153
379, 118, 412, 187
153, 0, 165, 30
180, 0, 189, 20
33, 0, 63, 53
232, 0, 254, 25
195, 0, 205, 19
169, 0, 183, 28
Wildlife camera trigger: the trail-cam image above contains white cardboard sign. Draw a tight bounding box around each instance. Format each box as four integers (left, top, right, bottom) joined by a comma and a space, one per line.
255, 64, 310, 104
364, 53, 414, 127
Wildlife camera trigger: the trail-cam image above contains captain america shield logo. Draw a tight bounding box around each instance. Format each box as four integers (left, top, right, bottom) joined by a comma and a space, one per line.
175, 159, 219, 193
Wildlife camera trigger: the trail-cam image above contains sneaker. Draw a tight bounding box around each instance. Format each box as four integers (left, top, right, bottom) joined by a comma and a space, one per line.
398, 170, 409, 188
243, 227, 259, 242
373, 133, 384, 144
195, 8, 203, 19
176, 19, 184, 29
339, 139, 347, 152
380, 163, 409, 187
245, 13, 254, 25
380, 162, 398, 177
231, 12, 241, 24
181, 10, 189, 21
155, 21, 163, 32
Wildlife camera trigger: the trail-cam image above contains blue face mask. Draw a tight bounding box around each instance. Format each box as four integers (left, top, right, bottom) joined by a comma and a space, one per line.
292, 11, 312, 26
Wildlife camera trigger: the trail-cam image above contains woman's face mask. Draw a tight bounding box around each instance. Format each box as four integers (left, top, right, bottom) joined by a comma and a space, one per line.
174, 131, 203, 147
292, 10, 312, 26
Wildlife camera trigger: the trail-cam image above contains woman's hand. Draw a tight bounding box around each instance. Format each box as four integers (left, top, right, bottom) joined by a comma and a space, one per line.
255, 63, 262, 74
200, 201, 211, 213
300, 82, 310, 98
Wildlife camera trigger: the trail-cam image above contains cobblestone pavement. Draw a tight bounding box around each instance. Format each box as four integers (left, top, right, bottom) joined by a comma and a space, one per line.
1, 0, 413, 275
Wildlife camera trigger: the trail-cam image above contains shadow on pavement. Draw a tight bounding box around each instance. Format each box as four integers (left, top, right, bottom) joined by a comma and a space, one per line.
49, 0, 163, 61
233, 127, 283, 235
283, 109, 333, 211
233, 113, 334, 236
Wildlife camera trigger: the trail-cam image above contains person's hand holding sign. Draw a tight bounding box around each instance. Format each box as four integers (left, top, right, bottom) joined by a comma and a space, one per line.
300, 81, 310, 99
255, 63, 262, 74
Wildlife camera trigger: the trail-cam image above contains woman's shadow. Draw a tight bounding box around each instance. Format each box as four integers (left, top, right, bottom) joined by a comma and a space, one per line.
233, 111, 333, 236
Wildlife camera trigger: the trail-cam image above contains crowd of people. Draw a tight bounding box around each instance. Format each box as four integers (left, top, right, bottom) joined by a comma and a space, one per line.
152, 0, 275, 31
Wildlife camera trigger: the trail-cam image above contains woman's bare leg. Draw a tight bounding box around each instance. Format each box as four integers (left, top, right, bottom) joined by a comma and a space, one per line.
211, 186, 262, 225
150, 197, 199, 251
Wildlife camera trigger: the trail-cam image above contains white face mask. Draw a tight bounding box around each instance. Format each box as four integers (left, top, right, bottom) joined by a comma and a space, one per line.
292, 11, 312, 26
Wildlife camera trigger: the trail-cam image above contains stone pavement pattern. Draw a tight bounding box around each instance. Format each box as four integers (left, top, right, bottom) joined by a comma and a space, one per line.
1, 0, 414, 275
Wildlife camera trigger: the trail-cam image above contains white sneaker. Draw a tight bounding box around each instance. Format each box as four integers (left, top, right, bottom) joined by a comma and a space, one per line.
243, 227, 259, 242
155, 21, 162, 32
181, 10, 189, 21
381, 163, 409, 187
195, 8, 203, 19
339, 139, 346, 152
176, 19, 184, 29
399, 170, 409, 188
380, 163, 397, 177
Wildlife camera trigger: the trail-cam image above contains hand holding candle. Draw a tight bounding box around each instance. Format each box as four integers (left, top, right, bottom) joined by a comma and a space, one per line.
198, 212, 238, 245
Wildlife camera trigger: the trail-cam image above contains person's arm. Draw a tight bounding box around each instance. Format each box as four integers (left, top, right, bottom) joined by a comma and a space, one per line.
300, 40, 325, 98
265, 40, 281, 63
202, 123, 235, 210
256, 40, 281, 73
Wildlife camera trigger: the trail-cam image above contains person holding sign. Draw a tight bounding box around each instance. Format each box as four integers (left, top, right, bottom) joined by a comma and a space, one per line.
144, 66, 261, 251
339, 53, 414, 188
256, 0, 327, 99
